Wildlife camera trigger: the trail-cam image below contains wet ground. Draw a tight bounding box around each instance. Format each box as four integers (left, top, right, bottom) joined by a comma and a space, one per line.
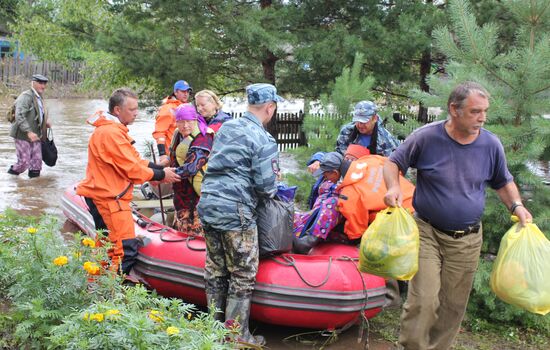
0, 98, 393, 349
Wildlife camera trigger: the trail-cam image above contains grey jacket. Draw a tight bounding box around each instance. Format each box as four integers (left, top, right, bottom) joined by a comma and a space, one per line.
9, 89, 48, 142
198, 112, 279, 231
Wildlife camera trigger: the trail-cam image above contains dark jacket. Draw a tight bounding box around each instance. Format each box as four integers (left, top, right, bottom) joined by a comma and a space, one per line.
9, 89, 48, 141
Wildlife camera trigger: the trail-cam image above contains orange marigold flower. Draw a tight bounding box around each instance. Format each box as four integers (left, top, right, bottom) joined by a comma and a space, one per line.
83, 261, 101, 275
81, 237, 96, 248
89, 313, 104, 322
166, 326, 180, 335
105, 309, 120, 316
149, 309, 164, 323
53, 256, 69, 266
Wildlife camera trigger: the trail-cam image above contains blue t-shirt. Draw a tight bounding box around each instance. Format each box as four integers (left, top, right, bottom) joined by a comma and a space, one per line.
358, 134, 372, 148
389, 121, 513, 231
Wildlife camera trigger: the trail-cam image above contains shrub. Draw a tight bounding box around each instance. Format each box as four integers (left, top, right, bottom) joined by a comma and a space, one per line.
49, 285, 231, 350
0, 210, 231, 349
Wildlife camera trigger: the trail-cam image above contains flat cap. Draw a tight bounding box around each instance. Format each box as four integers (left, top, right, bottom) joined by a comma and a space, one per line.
32, 74, 49, 83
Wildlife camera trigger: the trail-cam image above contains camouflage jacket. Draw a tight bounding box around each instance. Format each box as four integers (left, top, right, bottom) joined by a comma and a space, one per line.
198, 112, 279, 231
335, 121, 399, 156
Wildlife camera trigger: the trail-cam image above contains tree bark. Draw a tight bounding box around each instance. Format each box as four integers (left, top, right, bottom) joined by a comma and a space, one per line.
417, 48, 431, 123
262, 50, 278, 85
417, 0, 434, 123
260, 0, 277, 85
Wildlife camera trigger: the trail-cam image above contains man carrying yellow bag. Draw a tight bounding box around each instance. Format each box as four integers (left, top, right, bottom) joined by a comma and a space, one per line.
383, 82, 532, 350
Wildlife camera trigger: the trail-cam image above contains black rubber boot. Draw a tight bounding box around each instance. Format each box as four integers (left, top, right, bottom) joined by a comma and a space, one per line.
206, 292, 227, 322
225, 296, 265, 347
7, 166, 20, 176
292, 234, 321, 255
28, 170, 40, 178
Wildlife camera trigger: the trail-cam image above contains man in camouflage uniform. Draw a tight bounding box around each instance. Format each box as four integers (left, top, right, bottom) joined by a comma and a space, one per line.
335, 100, 399, 156
198, 83, 282, 347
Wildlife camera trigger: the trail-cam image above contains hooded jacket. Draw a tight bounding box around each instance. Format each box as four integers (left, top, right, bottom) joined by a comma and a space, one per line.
76, 111, 159, 201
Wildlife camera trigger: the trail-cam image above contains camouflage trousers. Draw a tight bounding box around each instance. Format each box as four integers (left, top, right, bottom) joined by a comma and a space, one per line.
203, 225, 259, 299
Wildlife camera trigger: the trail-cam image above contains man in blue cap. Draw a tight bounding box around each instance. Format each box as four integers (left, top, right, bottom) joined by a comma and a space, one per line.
8, 74, 51, 178
198, 83, 283, 347
336, 100, 400, 156
307, 100, 399, 177
153, 80, 192, 166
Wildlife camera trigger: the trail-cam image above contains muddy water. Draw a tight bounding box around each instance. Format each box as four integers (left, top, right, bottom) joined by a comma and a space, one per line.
0, 98, 392, 350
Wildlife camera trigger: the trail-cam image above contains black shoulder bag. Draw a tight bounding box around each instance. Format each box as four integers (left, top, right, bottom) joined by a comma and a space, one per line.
42, 128, 58, 167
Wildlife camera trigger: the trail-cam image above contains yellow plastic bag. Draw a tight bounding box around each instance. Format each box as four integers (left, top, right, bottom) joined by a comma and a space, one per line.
490, 222, 550, 315
358, 207, 419, 280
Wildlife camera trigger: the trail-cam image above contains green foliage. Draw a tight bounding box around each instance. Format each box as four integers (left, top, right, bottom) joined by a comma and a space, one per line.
0, 210, 230, 349
8, 0, 447, 100
49, 285, 231, 350
325, 52, 375, 116
0, 210, 120, 346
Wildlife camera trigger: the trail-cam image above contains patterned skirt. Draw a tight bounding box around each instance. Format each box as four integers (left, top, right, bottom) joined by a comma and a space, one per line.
173, 207, 203, 236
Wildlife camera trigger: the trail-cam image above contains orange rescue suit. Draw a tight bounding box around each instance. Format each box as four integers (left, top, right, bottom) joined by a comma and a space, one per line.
152, 97, 182, 156
337, 155, 415, 240
76, 111, 155, 270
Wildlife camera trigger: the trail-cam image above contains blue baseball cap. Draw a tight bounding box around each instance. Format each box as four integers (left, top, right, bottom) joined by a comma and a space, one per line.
246, 83, 284, 105
173, 80, 192, 92
352, 100, 377, 123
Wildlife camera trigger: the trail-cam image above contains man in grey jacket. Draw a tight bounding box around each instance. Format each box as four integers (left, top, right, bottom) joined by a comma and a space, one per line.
198, 83, 282, 347
8, 74, 51, 178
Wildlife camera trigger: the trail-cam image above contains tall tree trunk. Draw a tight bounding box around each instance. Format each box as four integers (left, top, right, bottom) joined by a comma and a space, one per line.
262, 50, 277, 85
418, 0, 433, 123
260, 0, 277, 85
417, 49, 431, 123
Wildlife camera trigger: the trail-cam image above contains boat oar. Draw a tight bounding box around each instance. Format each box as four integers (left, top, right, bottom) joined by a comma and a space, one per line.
150, 144, 166, 226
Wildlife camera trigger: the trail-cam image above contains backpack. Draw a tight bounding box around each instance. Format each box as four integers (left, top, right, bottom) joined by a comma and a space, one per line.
6, 103, 15, 123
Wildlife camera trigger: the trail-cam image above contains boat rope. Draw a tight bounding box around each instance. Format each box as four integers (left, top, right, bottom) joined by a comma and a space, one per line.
356, 262, 370, 349
270, 255, 332, 288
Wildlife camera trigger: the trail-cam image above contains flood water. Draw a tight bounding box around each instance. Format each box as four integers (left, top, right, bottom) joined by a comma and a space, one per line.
0, 98, 393, 350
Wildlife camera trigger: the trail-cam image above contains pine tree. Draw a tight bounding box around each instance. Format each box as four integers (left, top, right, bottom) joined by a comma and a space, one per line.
415, 0, 550, 332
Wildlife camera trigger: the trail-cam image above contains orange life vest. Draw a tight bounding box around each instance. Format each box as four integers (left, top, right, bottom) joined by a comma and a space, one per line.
336, 155, 415, 240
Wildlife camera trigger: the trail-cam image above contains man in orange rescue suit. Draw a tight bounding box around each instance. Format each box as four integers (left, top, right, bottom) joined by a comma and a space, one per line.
77, 88, 180, 274
153, 80, 192, 166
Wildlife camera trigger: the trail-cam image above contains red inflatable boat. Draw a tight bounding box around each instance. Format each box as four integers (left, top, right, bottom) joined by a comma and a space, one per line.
62, 187, 387, 330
